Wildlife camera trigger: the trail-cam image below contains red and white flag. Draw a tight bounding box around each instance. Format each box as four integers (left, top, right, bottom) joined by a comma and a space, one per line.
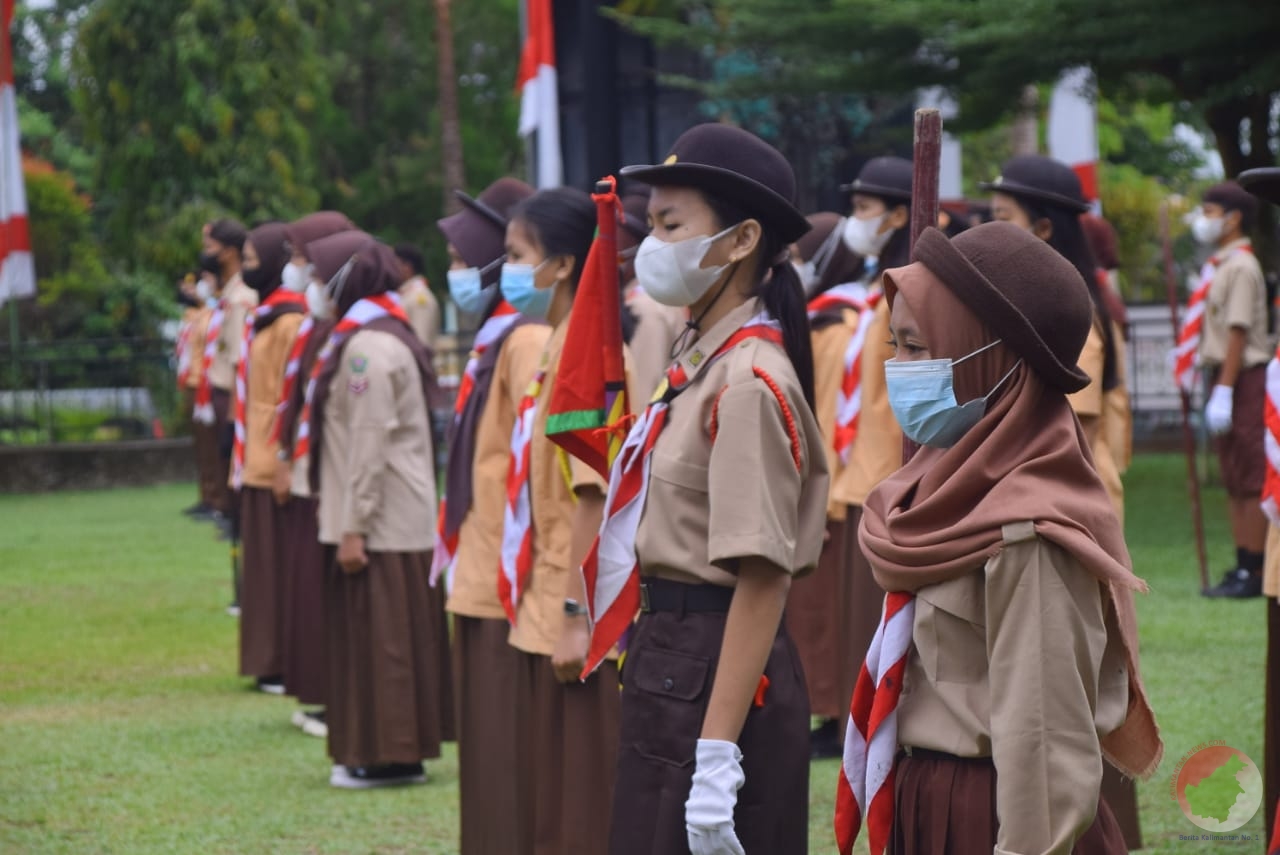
0, 0, 34, 306
517, 0, 561, 188
1048, 66, 1101, 214
1262, 347, 1280, 525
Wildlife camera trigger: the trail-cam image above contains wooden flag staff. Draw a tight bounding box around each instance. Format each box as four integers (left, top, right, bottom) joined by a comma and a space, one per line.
910, 108, 942, 252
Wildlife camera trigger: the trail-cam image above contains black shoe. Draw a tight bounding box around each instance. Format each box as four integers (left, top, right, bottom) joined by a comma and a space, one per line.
330, 762, 426, 789
810, 719, 842, 759
1202, 568, 1263, 599
182, 502, 212, 517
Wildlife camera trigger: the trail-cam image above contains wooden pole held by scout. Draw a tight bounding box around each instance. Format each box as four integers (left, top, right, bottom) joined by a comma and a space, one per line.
1161, 202, 1210, 591
910, 108, 943, 254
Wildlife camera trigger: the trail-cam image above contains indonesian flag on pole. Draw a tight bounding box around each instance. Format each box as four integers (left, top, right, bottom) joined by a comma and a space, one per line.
1048, 66, 1101, 214
517, 0, 562, 188
0, 0, 34, 306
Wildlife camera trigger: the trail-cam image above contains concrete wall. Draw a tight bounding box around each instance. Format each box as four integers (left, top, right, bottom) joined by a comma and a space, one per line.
0, 438, 196, 494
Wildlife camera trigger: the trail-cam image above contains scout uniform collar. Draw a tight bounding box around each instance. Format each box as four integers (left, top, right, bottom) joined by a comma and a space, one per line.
667, 298, 767, 394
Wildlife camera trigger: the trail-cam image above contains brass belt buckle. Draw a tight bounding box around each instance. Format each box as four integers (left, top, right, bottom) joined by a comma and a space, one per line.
639, 583, 651, 614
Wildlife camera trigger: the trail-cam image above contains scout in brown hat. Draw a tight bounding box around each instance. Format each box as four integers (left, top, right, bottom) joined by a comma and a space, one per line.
840, 222, 1161, 854
592, 123, 829, 855
432, 177, 548, 855
1188, 179, 1270, 598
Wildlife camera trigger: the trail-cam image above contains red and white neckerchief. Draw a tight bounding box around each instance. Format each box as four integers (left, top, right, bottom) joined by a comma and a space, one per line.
1262, 345, 1280, 525
431, 302, 521, 589
192, 302, 225, 425
293, 293, 408, 462
580, 312, 784, 676
175, 313, 196, 390
806, 282, 866, 320
231, 290, 305, 489
835, 590, 915, 855
270, 315, 315, 448
1174, 244, 1254, 393
498, 363, 546, 624
834, 291, 883, 464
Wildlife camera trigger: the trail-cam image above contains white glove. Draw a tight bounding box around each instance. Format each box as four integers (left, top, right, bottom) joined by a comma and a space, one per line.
1205, 384, 1234, 436
686, 739, 746, 855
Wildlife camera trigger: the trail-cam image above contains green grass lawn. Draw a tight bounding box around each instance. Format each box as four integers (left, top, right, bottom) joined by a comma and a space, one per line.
0, 455, 1269, 853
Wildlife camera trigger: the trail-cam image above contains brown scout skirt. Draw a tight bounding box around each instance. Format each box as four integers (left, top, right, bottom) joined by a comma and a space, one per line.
609, 579, 810, 855
787, 506, 886, 723
516, 650, 620, 855
1267, 598, 1280, 844
454, 616, 530, 855
193, 417, 224, 512
1214, 364, 1265, 498
322, 548, 447, 768
238, 486, 285, 679
892, 749, 1126, 854
281, 496, 326, 705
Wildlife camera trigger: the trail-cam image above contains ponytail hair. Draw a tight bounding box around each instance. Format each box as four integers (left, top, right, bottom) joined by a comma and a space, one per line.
703, 193, 816, 412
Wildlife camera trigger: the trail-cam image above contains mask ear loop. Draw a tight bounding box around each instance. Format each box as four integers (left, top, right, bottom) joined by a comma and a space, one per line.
949, 338, 1003, 367
668, 259, 741, 362
326, 254, 359, 314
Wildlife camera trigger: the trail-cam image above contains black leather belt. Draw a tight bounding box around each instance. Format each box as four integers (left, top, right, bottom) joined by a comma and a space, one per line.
639, 577, 734, 614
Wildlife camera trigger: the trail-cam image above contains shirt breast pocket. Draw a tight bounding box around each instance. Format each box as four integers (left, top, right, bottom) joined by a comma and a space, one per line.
915, 574, 987, 684
649, 451, 709, 494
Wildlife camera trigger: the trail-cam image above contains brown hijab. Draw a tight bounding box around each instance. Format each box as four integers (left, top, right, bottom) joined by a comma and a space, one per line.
859, 261, 1162, 780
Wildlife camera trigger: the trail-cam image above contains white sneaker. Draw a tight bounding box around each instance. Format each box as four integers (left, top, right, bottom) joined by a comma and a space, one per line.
329, 763, 426, 790
290, 710, 309, 730
302, 717, 328, 739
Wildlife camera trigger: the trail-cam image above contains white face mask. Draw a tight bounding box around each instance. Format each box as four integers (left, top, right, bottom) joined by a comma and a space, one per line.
634, 226, 735, 308
282, 261, 313, 294
195, 279, 213, 303
1191, 211, 1225, 247
793, 259, 818, 294
305, 281, 332, 320
842, 212, 893, 258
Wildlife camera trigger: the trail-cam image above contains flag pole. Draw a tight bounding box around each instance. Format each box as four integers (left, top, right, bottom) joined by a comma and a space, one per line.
910, 108, 942, 252
1161, 201, 1210, 591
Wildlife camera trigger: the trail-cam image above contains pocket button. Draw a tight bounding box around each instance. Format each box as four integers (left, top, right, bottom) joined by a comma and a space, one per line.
662, 677, 675, 691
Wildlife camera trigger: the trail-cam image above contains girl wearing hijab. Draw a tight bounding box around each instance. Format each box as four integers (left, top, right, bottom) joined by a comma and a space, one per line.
586, 124, 829, 855
495, 186, 630, 853
785, 212, 870, 758
233, 220, 304, 695
837, 222, 1161, 855
259, 213, 357, 734
432, 177, 545, 855
303, 237, 447, 789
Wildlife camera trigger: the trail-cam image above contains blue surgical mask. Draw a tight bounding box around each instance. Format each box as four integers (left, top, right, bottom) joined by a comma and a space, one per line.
447, 257, 502, 315
500, 260, 552, 319
884, 339, 1019, 448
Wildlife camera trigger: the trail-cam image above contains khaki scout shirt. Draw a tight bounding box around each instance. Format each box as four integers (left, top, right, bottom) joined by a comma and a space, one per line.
208, 274, 258, 392
1200, 238, 1270, 369
811, 312, 857, 520
625, 284, 688, 403
831, 298, 901, 508
896, 523, 1130, 855
1067, 320, 1126, 523
185, 307, 213, 390
317, 328, 437, 551
508, 318, 611, 657
448, 323, 551, 620
1266, 524, 1280, 599
238, 312, 305, 489
400, 276, 441, 351
634, 298, 829, 587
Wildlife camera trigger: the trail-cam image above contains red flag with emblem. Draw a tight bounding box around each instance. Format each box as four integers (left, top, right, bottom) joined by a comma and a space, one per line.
0, 0, 34, 306
545, 176, 630, 479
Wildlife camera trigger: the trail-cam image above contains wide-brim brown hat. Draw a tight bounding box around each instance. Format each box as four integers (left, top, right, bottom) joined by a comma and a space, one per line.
906, 222, 1092, 393
620, 123, 810, 244
1238, 168, 1280, 207
980, 155, 1089, 214
839, 156, 913, 202
437, 177, 534, 287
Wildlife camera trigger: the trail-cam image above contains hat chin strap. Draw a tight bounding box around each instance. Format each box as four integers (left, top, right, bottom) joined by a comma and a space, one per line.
668, 260, 742, 362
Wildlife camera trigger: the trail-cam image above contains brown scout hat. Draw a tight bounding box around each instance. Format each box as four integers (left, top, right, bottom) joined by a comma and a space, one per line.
1239, 168, 1280, 207
1203, 180, 1260, 223
981, 155, 1090, 214
437, 177, 535, 287
620, 123, 811, 244
839, 156, 913, 203
909, 221, 1093, 393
